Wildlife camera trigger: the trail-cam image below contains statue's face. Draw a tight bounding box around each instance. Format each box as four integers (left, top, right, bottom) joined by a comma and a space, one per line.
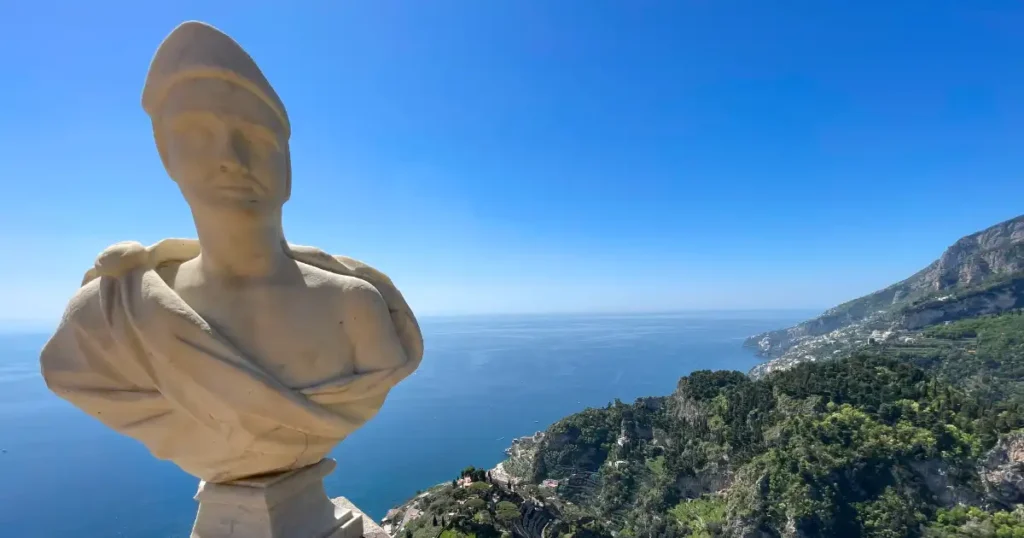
155, 78, 289, 211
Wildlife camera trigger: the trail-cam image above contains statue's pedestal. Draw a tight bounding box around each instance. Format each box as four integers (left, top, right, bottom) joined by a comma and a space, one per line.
191, 459, 363, 538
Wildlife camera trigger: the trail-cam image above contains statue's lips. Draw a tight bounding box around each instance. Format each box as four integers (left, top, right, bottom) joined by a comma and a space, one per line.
219, 185, 255, 193
216, 177, 263, 196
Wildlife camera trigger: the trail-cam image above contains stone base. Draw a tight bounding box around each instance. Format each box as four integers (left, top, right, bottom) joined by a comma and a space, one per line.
191, 459, 363, 538
330, 497, 389, 538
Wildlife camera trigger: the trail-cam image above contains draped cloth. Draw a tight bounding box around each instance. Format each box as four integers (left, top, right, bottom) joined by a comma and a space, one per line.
40, 239, 423, 482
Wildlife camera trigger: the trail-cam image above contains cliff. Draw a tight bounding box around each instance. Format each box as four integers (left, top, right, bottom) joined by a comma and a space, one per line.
746, 214, 1024, 377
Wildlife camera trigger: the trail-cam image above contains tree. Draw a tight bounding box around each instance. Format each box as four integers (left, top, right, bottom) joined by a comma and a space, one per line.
451, 479, 457, 488
855, 487, 925, 538
474, 510, 494, 526
496, 501, 520, 523
433, 515, 438, 526
469, 482, 492, 493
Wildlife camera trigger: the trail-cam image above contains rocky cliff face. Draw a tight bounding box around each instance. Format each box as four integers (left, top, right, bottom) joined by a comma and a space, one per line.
926, 218, 1024, 290
900, 277, 1024, 330
746, 214, 1024, 375
981, 432, 1024, 506
502, 431, 551, 483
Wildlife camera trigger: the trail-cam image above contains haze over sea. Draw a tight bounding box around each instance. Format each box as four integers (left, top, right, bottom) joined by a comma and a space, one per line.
0, 311, 808, 537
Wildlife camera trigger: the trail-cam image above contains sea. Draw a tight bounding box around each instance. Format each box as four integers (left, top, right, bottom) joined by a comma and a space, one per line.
0, 311, 812, 537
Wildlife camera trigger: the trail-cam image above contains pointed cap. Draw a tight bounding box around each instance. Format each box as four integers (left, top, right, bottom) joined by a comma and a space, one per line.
141, 21, 289, 137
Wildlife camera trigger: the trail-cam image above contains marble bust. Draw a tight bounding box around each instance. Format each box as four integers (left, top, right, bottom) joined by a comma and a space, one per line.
40, 21, 423, 485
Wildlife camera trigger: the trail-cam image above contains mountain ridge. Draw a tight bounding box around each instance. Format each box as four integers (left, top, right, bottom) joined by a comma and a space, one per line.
745, 214, 1024, 377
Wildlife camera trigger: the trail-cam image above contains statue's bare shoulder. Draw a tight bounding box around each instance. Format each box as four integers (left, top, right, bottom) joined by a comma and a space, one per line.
295, 261, 407, 371
295, 261, 390, 318
295, 260, 372, 290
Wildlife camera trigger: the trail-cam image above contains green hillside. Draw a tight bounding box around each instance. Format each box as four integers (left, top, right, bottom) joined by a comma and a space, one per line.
389, 311, 1024, 538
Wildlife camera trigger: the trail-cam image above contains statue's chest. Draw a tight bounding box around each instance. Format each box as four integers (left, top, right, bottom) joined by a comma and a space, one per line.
182, 286, 354, 387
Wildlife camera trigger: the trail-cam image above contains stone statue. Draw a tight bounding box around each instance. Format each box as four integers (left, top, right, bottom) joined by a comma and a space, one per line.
40, 20, 422, 496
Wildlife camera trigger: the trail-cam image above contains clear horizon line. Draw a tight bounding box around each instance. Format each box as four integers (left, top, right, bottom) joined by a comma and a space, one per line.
415, 307, 824, 318
0, 307, 823, 335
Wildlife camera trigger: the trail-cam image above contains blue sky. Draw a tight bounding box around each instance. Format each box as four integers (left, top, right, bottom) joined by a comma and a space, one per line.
2, 1, 1023, 326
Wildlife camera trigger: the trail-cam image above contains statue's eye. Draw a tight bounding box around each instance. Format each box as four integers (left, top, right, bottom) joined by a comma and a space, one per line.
182, 126, 211, 146
245, 124, 281, 153
169, 115, 216, 149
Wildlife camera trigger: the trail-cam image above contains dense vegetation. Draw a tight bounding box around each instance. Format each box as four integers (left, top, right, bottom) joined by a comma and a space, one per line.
391, 312, 1024, 537
909, 311, 1024, 404
533, 351, 1024, 537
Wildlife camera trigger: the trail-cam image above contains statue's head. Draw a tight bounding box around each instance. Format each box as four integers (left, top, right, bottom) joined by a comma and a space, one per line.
142, 22, 291, 213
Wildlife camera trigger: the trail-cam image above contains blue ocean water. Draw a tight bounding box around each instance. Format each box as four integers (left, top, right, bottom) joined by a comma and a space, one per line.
0, 312, 811, 537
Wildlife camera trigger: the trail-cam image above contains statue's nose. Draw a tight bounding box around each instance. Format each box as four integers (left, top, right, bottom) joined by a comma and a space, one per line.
219, 129, 251, 173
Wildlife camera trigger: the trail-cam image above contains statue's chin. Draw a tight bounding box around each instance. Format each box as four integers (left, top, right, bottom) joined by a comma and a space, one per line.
182, 203, 280, 226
